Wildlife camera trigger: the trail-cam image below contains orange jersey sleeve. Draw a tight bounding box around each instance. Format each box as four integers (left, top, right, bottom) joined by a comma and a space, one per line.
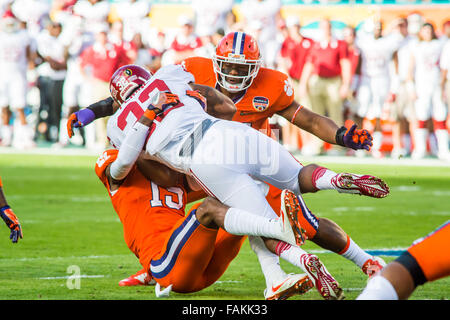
232, 68, 295, 132
95, 149, 119, 191
181, 56, 217, 87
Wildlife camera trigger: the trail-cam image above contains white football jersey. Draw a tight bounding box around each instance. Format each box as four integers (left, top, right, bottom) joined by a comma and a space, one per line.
0, 30, 31, 74
396, 35, 418, 81
412, 39, 444, 87
440, 40, 450, 80
357, 32, 404, 78
107, 64, 214, 173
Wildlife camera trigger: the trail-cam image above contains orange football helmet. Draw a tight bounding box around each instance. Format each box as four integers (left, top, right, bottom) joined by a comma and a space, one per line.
213, 32, 262, 92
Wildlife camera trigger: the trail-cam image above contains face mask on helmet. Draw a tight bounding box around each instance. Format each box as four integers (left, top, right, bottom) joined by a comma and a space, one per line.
109, 65, 152, 104
213, 32, 262, 92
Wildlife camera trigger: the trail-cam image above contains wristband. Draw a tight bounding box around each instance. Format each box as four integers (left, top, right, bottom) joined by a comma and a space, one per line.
143, 109, 157, 121
290, 105, 303, 123
1, 205, 10, 213
335, 126, 347, 147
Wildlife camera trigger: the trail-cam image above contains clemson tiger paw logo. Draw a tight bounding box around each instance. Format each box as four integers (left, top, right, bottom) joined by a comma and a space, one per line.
284, 80, 293, 97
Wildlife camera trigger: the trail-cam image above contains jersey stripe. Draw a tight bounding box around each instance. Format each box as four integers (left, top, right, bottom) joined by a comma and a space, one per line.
150, 209, 200, 278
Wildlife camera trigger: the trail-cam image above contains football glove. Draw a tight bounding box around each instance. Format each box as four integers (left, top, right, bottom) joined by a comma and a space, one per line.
67, 109, 96, 138
1, 206, 23, 243
336, 124, 373, 151
148, 92, 181, 115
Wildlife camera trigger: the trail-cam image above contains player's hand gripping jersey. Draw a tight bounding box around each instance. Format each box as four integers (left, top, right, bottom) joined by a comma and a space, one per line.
107, 64, 216, 174
182, 56, 295, 136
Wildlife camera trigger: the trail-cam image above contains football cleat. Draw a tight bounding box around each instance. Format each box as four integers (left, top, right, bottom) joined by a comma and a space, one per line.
118, 269, 156, 287
331, 173, 390, 198
362, 256, 387, 277
281, 189, 308, 246
300, 254, 344, 300
264, 273, 314, 300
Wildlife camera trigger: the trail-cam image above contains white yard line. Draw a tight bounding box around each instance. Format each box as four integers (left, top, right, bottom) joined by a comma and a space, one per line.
38, 275, 105, 280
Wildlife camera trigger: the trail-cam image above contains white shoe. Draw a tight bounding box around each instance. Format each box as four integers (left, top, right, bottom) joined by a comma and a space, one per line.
371, 149, 383, 159
411, 150, 426, 160
264, 273, 314, 300
390, 148, 407, 159
438, 151, 450, 161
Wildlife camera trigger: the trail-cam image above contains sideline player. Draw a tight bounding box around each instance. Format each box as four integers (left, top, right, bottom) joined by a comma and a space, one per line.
358, 221, 450, 300
0, 176, 23, 243
94, 92, 341, 299
69, 33, 390, 289
0, 12, 36, 148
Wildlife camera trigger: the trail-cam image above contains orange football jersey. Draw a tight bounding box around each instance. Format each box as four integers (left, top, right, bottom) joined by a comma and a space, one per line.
182, 56, 295, 136
95, 149, 188, 270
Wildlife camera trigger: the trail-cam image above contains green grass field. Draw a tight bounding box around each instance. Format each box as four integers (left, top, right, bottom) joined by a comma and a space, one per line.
0, 153, 449, 300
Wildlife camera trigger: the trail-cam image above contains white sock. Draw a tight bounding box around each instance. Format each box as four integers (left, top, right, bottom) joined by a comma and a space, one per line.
313, 167, 338, 190
414, 128, 428, 155
357, 275, 399, 300
224, 207, 286, 240
248, 236, 287, 288
59, 117, 69, 145
372, 131, 382, 151
276, 242, 309, 273
402, 133, 411, 153
435, 129, 449, 156
1, 125, 12, 146
339, 236, 372, 268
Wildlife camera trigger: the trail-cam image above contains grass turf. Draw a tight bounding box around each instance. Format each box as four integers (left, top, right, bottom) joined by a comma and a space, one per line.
0, 153, 449, 300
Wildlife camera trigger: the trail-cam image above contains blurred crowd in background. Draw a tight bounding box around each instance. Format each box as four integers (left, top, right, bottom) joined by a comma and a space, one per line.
0, 0, 449, 160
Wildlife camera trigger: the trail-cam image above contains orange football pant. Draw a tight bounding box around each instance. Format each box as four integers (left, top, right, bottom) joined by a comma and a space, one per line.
150, 204, 245, 293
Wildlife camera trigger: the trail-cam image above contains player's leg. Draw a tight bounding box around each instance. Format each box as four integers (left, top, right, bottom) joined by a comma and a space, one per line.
192, 228, 246, 291
265, 185, 385, 276
358, 221, 450, 300
431, 88, 449, 160
0, 106, 12, 147
412, 92, 431, 159
150, 205, 219, 293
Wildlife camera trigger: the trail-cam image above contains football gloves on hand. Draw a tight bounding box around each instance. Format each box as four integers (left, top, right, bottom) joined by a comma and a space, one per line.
67, 109, 96, 138
1, 206, 23, 243
336, 124, 373, 151
147, 92, 181, 115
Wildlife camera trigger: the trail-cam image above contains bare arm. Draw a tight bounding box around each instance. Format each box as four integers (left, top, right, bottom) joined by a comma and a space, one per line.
277, 100, 340, 144
189, 83, 236, 120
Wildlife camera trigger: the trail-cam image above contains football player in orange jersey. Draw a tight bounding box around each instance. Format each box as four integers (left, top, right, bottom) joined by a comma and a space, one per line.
358, 221, 450, 300
0, 176, 23, 243
93, 90, 346, 299
68, 32, 390, 294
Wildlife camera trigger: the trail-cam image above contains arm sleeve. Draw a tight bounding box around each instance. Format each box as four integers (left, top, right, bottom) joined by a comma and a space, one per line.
109, 122, 150, 181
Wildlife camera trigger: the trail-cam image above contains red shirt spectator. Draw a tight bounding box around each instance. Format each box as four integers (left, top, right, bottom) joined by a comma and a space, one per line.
280, 36, 313, 81
307, 39, 348, 78
80, 28, 130, 82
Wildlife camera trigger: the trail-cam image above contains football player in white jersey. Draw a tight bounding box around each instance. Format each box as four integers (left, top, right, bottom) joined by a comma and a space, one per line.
0, 13, 35, 148
96, 64, 346, 299
408, 23, 449, 160
440, 39, 450, 114
390, 18, 416, 159
355, 19, 405, 158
